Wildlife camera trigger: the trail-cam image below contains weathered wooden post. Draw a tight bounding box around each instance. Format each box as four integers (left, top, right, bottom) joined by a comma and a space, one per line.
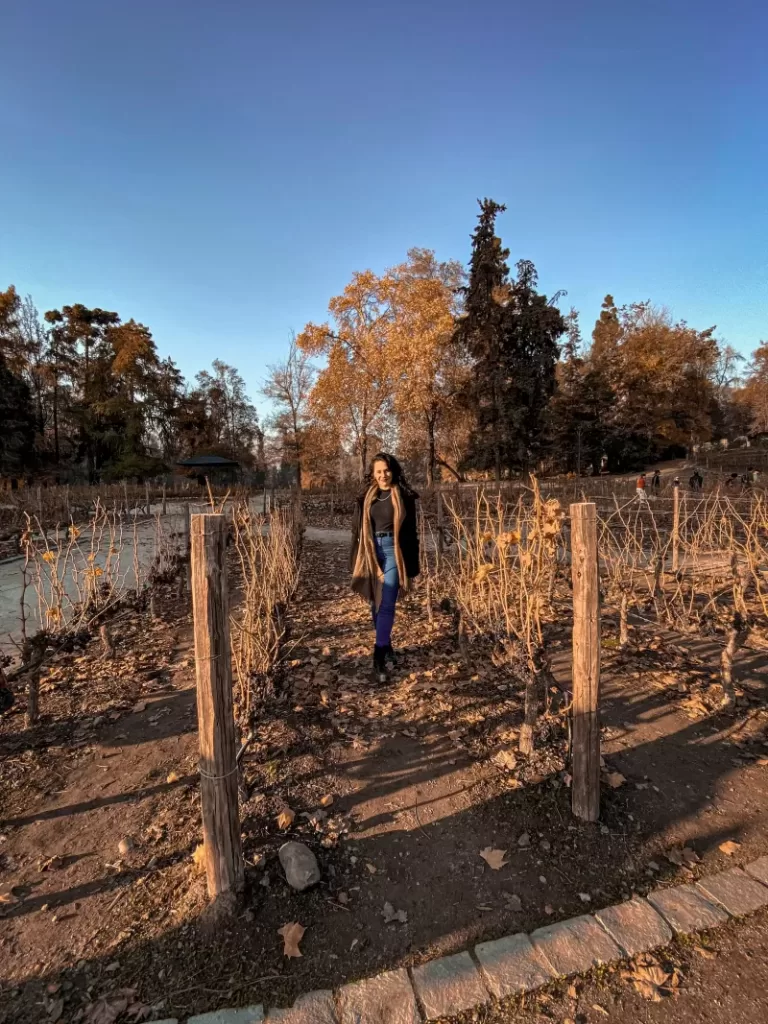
190, 513, 244, 899
570, 501, 601, 822
672, 481, 680, 572
145, 481, 151, 515
183, 503, 192, 592
263, 485, 268, 515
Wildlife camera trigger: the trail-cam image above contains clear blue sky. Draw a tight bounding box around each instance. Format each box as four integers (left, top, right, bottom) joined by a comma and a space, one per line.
2, 0, 766, 411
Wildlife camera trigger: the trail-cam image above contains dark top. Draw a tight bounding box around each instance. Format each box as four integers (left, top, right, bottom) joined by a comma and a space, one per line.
350, 488, 420, 579
370, 489, 395, 533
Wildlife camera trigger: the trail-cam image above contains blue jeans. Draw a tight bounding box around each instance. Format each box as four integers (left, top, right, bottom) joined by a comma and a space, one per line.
372, 534, 399, 647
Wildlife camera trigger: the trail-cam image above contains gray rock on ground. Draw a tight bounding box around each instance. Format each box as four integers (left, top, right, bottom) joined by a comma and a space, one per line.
279, 842, 321, 891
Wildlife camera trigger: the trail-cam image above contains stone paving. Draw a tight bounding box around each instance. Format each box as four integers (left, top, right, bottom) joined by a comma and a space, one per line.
165, 858, 768, 1024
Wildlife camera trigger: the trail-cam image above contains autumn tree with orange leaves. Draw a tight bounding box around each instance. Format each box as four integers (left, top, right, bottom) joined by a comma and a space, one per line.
385, 249, 468, 485
297, 270, 394, 480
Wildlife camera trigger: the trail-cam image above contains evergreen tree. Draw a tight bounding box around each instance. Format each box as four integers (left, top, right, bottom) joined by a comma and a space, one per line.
455, 199, 512, 479
505, 259, 565, 468
457, 200, 564, 476
0, 353, 35, 476
549, 310, 615, 473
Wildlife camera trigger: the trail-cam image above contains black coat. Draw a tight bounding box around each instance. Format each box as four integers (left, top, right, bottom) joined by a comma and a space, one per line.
350, 490, 420, 579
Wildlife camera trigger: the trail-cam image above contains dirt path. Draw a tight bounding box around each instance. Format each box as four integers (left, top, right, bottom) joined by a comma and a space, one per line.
2, 539, 768, 1023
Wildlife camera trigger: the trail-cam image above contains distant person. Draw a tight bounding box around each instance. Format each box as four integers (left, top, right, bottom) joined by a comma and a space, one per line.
689, 470, 703, 492
651, 469, 661, 493
636, 472, 649, 503
600, 454, 609, 475
742, 468, 753, 489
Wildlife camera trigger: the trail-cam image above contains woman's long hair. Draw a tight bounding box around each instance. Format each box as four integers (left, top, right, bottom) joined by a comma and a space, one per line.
359, 452, 419, 500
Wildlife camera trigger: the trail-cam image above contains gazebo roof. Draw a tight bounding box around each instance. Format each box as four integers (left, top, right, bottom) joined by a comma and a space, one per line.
176, 455, 240, 467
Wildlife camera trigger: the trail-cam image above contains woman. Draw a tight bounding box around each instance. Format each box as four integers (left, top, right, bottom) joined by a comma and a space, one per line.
350, 452, 420, 682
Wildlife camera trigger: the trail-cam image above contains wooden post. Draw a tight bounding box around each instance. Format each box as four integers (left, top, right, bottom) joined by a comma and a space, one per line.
262, 485, 267, 515
190, 513, 244, 899
570, 502, 601, 822
184, 503, 192, 592
436, 486, 444, 555
145, 481, 151, 515
672, 482, 680, 572
162, 482, 167, 517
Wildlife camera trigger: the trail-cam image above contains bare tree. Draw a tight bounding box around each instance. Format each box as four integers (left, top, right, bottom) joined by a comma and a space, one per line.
263, 335, 316, 489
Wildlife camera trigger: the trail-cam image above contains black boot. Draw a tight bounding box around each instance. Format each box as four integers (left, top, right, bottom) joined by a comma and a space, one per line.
383, 643, 397, 668
372, 645, 387, 683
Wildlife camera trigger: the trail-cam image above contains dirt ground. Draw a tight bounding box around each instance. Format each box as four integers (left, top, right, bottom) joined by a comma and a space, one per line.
2, 537, 768, 1023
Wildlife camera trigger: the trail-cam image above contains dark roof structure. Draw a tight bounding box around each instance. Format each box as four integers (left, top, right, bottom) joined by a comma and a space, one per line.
176, 455, 240, 467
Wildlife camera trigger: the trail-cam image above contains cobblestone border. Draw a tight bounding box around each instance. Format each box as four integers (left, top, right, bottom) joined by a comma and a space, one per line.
163, 856, 768, 1024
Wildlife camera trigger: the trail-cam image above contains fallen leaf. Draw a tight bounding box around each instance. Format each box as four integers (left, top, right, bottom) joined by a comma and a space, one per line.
382, 901, 408, 924
592, 1006, 609, 1017
579, 892, 592, 903
40, 855, 65, 871
503, 892, 522, 911
492, 748, 518, 771
132, 701, 148, 714
606, 771, 626, 789
278, 921, 305, 958
623, 958, 674, 1002
320, 794, 334, 807
365, 862, 377, 875
276, 808, 296, 830
166, 771, 180, 784
480, 847, 508, 870
719, 840, 741, 856
0, 885, 19, 904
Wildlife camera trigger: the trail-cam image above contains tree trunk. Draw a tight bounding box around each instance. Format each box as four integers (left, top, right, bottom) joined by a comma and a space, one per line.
360, 435, 368, 480
426, 413, 436, 488
619, 590, 629, 647
52, 378, 60, 464
26, 670, 40, 727
436, 457, 464, 482
519, 648, 552, 756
